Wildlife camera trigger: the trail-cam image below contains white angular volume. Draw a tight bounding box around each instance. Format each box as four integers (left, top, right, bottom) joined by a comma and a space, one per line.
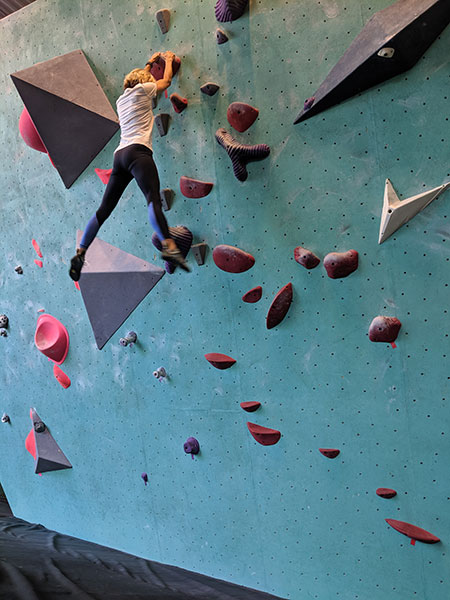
378, 179, 450, 244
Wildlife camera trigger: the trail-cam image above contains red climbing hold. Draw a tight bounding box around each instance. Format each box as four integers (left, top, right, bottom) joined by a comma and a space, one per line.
180, 176, 213, 198
170, 93, 188, 113
25, 428, 36, 459
247, 422, 281, 446
385, 519, 440, 544
240, 401, 261, 412
213, 244, 255, 273
323, 250, 358, 279
227, 102, 259, 133
376, 488, 397, 499
294, 246, 320, 269
34, 314, 69, 365
150, 55, 181, 80
242, 286, 262, 303
19, 107, 46, 153
53, 364, 71, 389
95, 168, 112, 185
204, 353, 236, 369
319, 448, 340, 459
266, 283, 293, 329
32, 239, 43, 258
369, 316, 402, 343
34, 260, 43, 268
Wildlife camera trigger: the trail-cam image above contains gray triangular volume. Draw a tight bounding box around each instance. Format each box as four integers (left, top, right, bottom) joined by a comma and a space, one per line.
76, 233, 165, 349
30, 408, 72, 474
294, 0, 450, 123
160, 188, 173, 211
156, 8, 170, 34
155, 113, 170, 137
191, 242, 208, 265
11, 50, 118, 122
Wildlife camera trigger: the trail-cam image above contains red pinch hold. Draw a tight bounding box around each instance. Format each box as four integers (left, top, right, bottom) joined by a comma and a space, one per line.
242, 286, 262, 303
34, 260, 43, 268
247, 422, 281, 446
95, 168, 112, 185
385, 519, 440, 544
180, 176, 213, 198
240, 401, 261, 412
266, 283, 293, 329
227, 102, 259, 132
32, 239, 43, 258
204, 353, 236, 370
53, 364, 71, 389
319, 448, 340, 459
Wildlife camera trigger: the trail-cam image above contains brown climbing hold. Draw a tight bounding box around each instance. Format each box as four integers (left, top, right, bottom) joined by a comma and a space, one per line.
323, 250, 358, 279
170, 93, 188, 113
385, 519, 440, 544
213, 244, 255, 273
319, 448, 340, 459
294, 246, 320, 269
180, 176, 213, 198
227, 102, 259, 133
242, 286, 262, 303
369, 316, 402, 343
266, 283, 293, 329
204, 353, 236, 369
156, 8, 170, 34
247, 422, 281, 446
376, 488, 397, 499
240, 401, 261, 412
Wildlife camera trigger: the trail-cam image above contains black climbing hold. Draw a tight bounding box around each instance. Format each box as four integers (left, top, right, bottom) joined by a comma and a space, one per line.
215, 0, 249, 22
15, 265, 23, 274
0, 315, 8, 328
191, 243, 208, 266
216, 29, 229, 44
156, 8, 170, 34
215, 128, 270, 182
155, 113, 170, 137
200, 82, 220, 97
160, 188, 173, 211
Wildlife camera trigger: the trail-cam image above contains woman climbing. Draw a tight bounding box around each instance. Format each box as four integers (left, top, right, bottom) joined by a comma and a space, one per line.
69, 50, 189, 281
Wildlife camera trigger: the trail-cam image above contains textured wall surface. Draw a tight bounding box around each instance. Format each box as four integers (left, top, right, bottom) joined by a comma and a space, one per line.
0, 1, 449, 598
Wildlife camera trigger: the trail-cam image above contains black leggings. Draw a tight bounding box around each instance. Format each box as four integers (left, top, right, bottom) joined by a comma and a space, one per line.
81, 144, 170, 249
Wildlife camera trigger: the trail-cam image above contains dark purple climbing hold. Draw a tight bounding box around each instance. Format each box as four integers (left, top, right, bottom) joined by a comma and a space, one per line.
294, 246, 320, 269
216, 29, 229, 44
227, 102, 259, 133
152, 225, 193, 274
150, 55, 181, 81
213, 244, 255, 273
155, 113, 170, 137
323, 250, 358, 279
376, 488, 397, 499
303, 97, 315, 110
215, 0, 249, 22
184, 437, 200, 459
369, 316, 402, 343
266, 283, 293, 330
141, 472, 148, 485
200, 82, 220, 96
242, 286, 262, 303
180, 176, 213, 198
170, 93, 188, 114
156, 8, 170, 34
319, 448, 340, 459
215, 128, 270, 182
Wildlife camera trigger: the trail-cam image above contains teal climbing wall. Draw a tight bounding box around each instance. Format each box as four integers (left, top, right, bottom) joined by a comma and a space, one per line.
1, 1, 449, 598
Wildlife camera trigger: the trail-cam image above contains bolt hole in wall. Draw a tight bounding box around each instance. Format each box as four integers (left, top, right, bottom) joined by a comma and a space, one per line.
0, 0, 450, 599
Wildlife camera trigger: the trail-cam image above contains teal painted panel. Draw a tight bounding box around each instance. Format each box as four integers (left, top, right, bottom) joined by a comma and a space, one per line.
0, 0, 449, 598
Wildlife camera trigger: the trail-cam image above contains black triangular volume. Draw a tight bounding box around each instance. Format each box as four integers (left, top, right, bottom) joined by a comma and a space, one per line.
36, 457, 72, 474
11, 78, 119, 188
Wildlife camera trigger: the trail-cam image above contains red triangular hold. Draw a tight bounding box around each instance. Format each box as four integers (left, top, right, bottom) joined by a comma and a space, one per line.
95, 168, 112, 185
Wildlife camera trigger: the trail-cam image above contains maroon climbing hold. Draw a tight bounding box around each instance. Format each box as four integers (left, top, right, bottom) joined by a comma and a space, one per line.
215, 28, 229, 44
204, 353, 236, 369
242, 286, 262, 303
213, 244, 255, 273
323, 250, 358, 279
385, 519, 440, 544
376, 488, 397, 499
215, 128, 270, 182
369, 316, 402, 343
200, 82, 220, 96
180, 176, 213, 199
247, 422, 281, 446
294, 246, 320, 269
215, 0, 249, 22
227, 102, 259, 133
266, 283, 293, 330
170, 93, 188, 113
319, 448, 340, 459
240, 401, 261, 412
150, 55, 181, 80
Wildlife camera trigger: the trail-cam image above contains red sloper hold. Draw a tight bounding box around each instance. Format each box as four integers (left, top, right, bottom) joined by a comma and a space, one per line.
266, 283, 293, 329
242, 286, 262, 303
170, 93, 188, 113
376, 488, 397, 499
319, 448, 340, 459
150, 55, 181, 80
294, 246, 320, 269
95, 168, 112, 185
247, 422, 281, 446
213, 244, 255, 273
240, 401, 261, 412
227, 102, 259, 133
180, 176, 213, 198
205, 353, 236, 369
323, 250, 358, 279
385, 519, 440, 544
53, 364, 71, 389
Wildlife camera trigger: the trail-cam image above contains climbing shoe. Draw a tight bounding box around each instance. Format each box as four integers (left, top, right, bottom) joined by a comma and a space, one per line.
69, 251, 85, 281
161, 243, 191, 272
